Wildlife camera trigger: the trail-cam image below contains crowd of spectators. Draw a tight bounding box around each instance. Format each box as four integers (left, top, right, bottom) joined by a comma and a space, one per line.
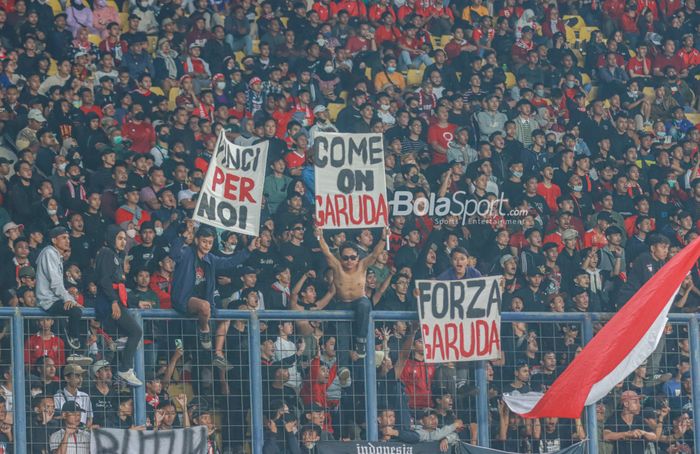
0, 0, 698, 452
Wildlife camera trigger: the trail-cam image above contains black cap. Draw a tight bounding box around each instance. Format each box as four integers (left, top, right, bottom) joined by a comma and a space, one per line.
240, 266, 257, 275
0, 157, 14, 165
61, 401, 84, 413
125, 185, 140, 193
49, 226, 69, 239
605, 225, 622, 236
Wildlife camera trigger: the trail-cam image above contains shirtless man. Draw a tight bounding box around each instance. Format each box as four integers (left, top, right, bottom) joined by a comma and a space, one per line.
316, 226, 388, 357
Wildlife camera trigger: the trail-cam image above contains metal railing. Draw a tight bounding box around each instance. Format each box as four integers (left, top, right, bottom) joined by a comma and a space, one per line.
4, 307, 700, 454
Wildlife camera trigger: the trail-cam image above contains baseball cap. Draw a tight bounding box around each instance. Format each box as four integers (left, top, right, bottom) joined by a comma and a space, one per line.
522, 25, 534, 33
240, 266, 257, 275
64, 364, 86, 376
0, 157, 13, 165
562, 229, 578, 241
27, 109, 46, 123
61, 401, 85, 413
91, 360, 110, 378
2, 222, 23, 235
499, 254, 516, 267
18, 266, 35, 279
249, 77, 262, 87
49, 226, 69, 239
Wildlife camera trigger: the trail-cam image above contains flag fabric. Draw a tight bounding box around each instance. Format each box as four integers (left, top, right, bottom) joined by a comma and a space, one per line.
504, 237, 700, 418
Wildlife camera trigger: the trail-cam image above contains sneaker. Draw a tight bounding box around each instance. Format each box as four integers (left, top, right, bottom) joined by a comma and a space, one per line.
199, 330, 212, 350
354, 341, 366, 358
67, 354, 93, 367
118, 369, 143, 387
213, 354, 234, 371
64, 327, 81, 350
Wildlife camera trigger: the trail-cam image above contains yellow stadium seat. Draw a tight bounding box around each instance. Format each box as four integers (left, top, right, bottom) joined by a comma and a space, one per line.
252, 39, 260, 54
280, 17, 288, 27
505, 71, 515, 89
147, 36, 157, 54
120, 13, 129, 31
586, 86, 598, 102
581, 73, 591, 86
168, 86, 180, 111
440, 35, 452, 47
235, 51, 246, 63
572, 49, 584, 67
563, 15, 586, 31
48, 58, 57, 76
88, 34, 101, 46
48, 0, 62, 14
150, 86, 164, 96
338, 91, 348, 101
327, 103, 344, 122
406, 68, 423, 87
106, 0, 119, 10
364, 67, 372, 80
685, 113, 700, 125
643, 87, 656, 101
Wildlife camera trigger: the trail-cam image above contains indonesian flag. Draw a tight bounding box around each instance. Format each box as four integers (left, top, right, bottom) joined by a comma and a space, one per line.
504, 237, 700, 418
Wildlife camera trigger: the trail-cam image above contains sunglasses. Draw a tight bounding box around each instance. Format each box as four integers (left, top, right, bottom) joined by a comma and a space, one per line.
341, 255, 358, 261
293, 226, 305, 231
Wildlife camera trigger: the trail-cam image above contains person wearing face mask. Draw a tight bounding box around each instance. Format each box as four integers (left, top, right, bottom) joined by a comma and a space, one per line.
373, 55, 406, 92
59, 161, 88, 215
308, 105, 338, 146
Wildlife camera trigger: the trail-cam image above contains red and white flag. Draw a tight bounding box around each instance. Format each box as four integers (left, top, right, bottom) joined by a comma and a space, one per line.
504, 237, 700, 418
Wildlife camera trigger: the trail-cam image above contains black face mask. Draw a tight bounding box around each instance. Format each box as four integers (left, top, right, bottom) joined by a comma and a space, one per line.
158, 134, 169, 141
70, 174, 82, 182
410, 174, 420, 183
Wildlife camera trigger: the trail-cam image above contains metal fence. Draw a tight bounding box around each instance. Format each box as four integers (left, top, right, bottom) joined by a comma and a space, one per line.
5, 307, 700, 454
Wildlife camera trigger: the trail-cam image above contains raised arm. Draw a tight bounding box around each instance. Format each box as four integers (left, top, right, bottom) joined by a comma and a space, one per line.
362, 227, 389, 268
314, 226, 340, 268
395, 321, 418, 377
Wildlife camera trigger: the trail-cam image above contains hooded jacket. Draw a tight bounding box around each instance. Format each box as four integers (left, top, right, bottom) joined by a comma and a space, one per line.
94, 225, 126, 319
169, 235, 250, 313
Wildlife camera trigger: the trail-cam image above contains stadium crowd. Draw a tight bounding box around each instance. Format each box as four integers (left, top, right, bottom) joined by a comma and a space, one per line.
0, 0, 697, 452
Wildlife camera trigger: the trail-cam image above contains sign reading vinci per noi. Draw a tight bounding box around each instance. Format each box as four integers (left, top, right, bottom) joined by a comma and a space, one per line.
314, 132, 388, 229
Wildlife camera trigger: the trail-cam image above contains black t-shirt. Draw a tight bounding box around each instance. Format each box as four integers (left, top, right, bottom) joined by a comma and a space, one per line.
604, 412, 647, 454
28, 418, 61, 454
90, 385, 120, 428
194, 256, 208, 299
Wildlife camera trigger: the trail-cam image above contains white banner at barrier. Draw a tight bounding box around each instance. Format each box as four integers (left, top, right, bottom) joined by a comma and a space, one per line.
193, 131, 268, 235
90, 426, 208, 454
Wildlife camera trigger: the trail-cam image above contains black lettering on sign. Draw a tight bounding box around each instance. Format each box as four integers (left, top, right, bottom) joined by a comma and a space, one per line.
486, 279, 502, 317
314, 135, 384, 168
432, 282, 449, 318
221, 145, 261, 171
336, 169, 375, 194
466, 279, 486, 318
93, 430, 119, 454
417, 281, 432, 319
196, 192, 248, 229
449, 281, 464, 320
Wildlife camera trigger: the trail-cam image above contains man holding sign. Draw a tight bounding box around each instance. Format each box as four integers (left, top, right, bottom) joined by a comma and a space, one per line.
316, 225, 388, 357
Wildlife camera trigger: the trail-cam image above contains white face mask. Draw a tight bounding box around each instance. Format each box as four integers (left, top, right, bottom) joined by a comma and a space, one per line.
47, 209, 57, 216
126, 228, 137, 238
380, 104, 390, 110
58, 162, 67, 172
155, 227, 164, 236
216, 82, 226, 90
324, 65, 333, 74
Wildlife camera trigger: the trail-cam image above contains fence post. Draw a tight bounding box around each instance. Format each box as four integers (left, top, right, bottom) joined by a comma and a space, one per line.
11, 309, 26, 454
688, 315, 700, 450
248, 311, 264, 454
581, 315, 598, 454
364, 312, 378, 441
475, 361, 489, 447
132, 310, 146, 426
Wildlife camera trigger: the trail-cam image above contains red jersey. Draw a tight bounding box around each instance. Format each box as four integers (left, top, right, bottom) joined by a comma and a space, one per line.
312, 1, 331, 21
400, 357, 435, 409
375, 25, 402, 46
626, 56, 651, 76
427, 122, 456, 164
25, 333, 65, 366
583, 228, 608, 249
121, 120, 155, 154
678, 47, 700, 68
537, 182, 562, 213
543, 231, 565, 253
284, 150, 306, 170
331, 0, 367, 17
369, 4, 396, 23
149, 271, 172, 309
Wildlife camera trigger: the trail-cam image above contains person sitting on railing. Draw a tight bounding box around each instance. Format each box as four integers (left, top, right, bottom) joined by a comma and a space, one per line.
35, 227, 86, 358
93, 225, 143, 387
169, 225, 258, 370
315, 226, 388, 357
